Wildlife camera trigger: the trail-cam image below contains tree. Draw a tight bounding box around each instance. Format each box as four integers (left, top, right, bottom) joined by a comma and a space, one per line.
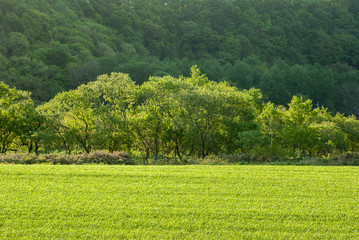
0, 82, 35, 153
38, 87, 98, 153
5, 32, 29, 57
91, 73, 138, 153
178, 66, 261, 157
15, 101, 44, 154
281, 96, 317, 158
132, 75, 179, 161
257, 102, 283, 150
333, 113, 359, 152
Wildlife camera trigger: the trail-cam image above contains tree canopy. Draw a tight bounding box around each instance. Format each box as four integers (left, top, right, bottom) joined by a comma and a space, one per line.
1, 66, 359, 161
1, 0, 359, 115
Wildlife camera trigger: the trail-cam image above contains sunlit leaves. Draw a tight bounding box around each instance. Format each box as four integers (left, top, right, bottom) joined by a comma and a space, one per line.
0, 82, 36, 153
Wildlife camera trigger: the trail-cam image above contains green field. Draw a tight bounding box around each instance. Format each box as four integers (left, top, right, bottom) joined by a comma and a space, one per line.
1, 165, 359, 239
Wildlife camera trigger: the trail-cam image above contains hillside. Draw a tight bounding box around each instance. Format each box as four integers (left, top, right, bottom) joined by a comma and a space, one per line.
1, 0, 359, 114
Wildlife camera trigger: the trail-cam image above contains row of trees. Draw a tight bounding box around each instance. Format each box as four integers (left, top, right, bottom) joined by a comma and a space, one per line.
1, 67, 359, 160
259, 98, 359, 158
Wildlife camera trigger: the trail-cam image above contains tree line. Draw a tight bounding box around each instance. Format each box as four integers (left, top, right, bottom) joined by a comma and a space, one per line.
1, 67, 359, 161
1, 0, 359, 115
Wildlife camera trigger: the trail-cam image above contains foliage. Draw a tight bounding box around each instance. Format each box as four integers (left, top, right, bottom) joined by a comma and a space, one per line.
1, 0, 359, 114
37, 73, 138, 154
0, 82, 40, 153
0, 151, 132, 165
281, 96, 317, 158
2, 63, 359, 161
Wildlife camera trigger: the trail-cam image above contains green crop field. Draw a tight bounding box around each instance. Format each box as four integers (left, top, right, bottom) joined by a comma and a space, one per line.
1, 165, 359, 239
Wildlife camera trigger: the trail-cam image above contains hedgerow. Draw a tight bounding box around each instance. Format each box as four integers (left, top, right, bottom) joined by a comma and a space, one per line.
0, 151, 134, 165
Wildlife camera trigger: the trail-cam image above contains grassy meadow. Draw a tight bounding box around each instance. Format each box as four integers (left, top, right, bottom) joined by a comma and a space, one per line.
1, 165, 359, 239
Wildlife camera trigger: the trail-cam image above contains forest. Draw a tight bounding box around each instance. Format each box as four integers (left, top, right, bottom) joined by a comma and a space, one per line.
0, 0, 359, 115
1, 0, 359, 161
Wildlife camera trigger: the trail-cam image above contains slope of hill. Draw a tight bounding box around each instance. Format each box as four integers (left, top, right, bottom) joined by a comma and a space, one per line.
1, 0, 359, 114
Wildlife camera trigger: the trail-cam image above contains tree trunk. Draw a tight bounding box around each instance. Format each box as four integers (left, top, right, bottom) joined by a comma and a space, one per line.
28, 142, 33, 154
144, 148, 149, 164
35, 142, 39, 155
154, 137, 158, 160
201, 138, 206, 159
175, 142, 183, 163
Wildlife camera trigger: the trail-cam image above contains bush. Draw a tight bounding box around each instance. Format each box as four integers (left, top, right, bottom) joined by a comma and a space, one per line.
0, 151, 135, 165
200, 155, 228, 165
200, 153, 267, 165
218, 153, 254, 164
251, 145, 288, 162
2, 151, 359, 166
334, 152, 359, 166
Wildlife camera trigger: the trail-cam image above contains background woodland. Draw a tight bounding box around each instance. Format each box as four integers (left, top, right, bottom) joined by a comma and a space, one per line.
1, 0, 359, 114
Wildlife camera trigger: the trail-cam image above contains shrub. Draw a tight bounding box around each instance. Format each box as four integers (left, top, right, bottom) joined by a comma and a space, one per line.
0, 151, 135, 165
200, 155, 228, 165
334, 152, 359, 166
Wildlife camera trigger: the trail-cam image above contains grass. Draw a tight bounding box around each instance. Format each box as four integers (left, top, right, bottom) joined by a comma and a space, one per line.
0, 165, 359, 239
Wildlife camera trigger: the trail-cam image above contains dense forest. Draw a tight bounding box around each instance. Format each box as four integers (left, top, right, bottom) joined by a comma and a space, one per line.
1, 0, 359, 115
